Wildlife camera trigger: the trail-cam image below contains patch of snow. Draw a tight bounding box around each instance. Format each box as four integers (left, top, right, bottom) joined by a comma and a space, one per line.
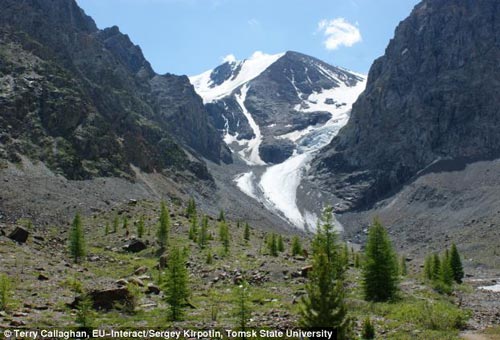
189, 51, 284, 103
234, 172, 258, 200
479, 281, 500, 292
235, 85, 266, 166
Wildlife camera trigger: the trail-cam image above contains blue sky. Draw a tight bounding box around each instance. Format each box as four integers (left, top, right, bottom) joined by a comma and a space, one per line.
76, 0, 420, 76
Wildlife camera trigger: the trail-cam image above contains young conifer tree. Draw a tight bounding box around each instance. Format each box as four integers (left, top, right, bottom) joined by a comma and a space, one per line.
137, 216, 145, 239
244, 223, 251, 242
362, 218, 399, 302
277, 235, 285, 252
69, 212, 86, 263
198, 215, 209, 249
450, 243, 464, 283
300, 207, 350, 338
219, 220, 230, 255
234, 280, 251, 335
291, 236, 302, 256
163, 246, 189, 321
157, 202, 170, 250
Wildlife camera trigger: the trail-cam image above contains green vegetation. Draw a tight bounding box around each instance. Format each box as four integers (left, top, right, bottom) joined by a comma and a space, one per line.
68, 212, 86, 263
137, 216, 145, 238
234, 280, 251, 335
267, 233, 278, 257
277, 235, 285, 253
75, 295, 95, 330
450, 243, 464, 284
163, 246, 190, 321
422, 244, 465, 295
300, 207, 350, 338
362, 218, 399, 302
0, 273, 11, 311
0, 198, 474, 338
244, 222, 251, 242
157, 202, 170, 250
219, 219, 230, 255
291, 236, 302, 256
361, 317, 375, 339
198, 215, 209, 249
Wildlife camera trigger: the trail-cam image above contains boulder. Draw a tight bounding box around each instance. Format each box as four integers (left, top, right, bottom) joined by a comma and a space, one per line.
134, 266, 148, 276
71, 287, 134, 311
128, 277, 144, 287
8, 227, 29, 243
145, 284, 160, 295
300, 265, 313, 278
123, 239, 146, 253
37, 273, 49, 281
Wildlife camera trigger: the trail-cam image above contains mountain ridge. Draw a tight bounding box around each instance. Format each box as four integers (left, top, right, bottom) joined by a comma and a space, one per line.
0, 0, 230, 182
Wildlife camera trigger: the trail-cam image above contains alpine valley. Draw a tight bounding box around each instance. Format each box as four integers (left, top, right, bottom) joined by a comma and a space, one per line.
0, 0, 499, 337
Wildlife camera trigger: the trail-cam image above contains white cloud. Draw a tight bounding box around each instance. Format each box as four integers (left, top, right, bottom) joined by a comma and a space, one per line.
317, 18, 362, 50
247, 18, 261, 28
222, 54, 237, 63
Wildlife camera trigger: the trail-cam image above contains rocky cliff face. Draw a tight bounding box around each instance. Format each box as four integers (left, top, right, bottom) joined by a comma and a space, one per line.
311, 0, 500, 210
0, 0, 229, 180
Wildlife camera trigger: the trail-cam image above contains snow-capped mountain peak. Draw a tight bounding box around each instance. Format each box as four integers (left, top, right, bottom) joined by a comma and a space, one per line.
190, 50, 366, 231
189, 51, 284, 103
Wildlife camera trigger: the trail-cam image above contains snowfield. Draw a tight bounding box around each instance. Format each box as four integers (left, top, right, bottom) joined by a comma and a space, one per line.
189, 51, 284, 103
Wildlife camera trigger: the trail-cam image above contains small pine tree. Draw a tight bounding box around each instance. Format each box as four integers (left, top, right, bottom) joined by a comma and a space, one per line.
354, 253, 361, 268
277, 235, 285, 253
450, 243, 464, 284
291, 236, 302, 256
75, 294, 95, 331
163, 246, 189, 321
206, 251, 213, 265
218, 209, 225, 222
112, 215, 119, 233
122, 216, 128, 230
362, 218, 399, 302
198, 215, 209, 249
137, 216, 145, 238
157, 202, 170, 250
268, 234, 278, 257
440, 253, 454, 287
432, 253, 441, 281
361, 317, 375, 339
234, 280, 251, 335
423, 255, 433, 280
0, 273, 11, 311
219, 220, 230, 255
104, 223, 110, 236
188, 213, 198, 242
300, 207, 351, 338
185, 197, 196, 218
69, 212, 86, 263
244, 223, 250, 242
401, 255, 407, 276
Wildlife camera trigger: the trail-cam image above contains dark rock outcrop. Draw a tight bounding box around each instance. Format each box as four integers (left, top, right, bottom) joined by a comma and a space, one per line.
8, 227, 29, 243
312, 0, 500, 210
122, 239, 147, 253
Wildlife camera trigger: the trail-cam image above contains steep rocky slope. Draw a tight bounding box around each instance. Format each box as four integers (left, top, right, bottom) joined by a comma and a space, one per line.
311, 0, 500, 211
0, 0, 229, 181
